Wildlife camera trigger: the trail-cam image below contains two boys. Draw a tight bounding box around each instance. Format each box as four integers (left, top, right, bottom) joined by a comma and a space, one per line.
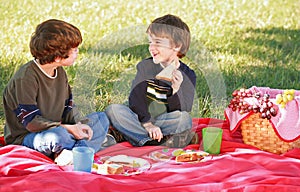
3, 14, 197, 162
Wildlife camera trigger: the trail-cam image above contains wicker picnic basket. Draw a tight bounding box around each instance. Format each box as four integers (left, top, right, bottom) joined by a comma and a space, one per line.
228, 87, 300, 154
240, 113, 300, 154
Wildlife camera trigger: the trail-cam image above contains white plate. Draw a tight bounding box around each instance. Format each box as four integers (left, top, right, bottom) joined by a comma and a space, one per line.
149, 148, 210, 163
93, 155, 151, 176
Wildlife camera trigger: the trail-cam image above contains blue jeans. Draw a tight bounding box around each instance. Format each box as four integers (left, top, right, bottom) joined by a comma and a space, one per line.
105, 104, 192, 146
22, 112, 109, 157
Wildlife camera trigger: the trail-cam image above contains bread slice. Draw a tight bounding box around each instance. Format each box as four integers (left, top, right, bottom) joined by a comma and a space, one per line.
94, 163, 124, 174
104, 155, 137, 167
155, 61, 176, 82
106, 164, 124, 174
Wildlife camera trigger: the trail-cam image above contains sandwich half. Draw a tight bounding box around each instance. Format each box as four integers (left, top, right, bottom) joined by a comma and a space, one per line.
155, 61, 176, 82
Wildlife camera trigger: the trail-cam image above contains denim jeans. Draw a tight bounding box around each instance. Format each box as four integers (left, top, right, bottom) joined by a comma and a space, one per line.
105, 104, 192, 146
22, 112, 109, 157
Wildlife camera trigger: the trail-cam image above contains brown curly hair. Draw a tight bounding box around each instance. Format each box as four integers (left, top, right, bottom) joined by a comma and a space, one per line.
30, 19, 82, 65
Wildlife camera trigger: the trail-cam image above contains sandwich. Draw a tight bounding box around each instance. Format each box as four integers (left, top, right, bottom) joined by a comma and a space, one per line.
104, 155, 141, 168
93, 155, 149, 175
155, 61, 176, 82
175, 152, 205, 163
151, 151, 171, 161
93, 163, 124, 175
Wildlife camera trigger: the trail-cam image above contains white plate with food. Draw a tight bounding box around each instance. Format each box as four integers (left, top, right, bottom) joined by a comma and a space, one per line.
149, 148, 210, 163
93, 155, 151, 176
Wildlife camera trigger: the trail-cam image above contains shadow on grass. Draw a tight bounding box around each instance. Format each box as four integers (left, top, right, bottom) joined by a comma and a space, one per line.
215, 27, 300, 94
234, 27, 299, 63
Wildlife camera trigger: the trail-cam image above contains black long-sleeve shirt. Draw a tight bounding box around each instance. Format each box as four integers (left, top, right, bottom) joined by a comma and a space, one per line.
129, 57, 196, 123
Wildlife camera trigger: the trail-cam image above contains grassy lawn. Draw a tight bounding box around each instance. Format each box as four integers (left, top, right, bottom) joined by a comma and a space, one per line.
0, 0, 299, 136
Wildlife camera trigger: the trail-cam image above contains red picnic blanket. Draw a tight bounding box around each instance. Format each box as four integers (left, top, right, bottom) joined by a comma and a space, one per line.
1, 118, 300, 192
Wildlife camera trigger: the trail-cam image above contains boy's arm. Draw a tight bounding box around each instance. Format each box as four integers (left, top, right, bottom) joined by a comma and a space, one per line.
26, 116, 61, 132
129, 61, 156, 123
129, 81, 154, 123
26, 99, 87, 134
13, 76, 80, 132
168, 69, 196, 112
60, 86, 84, 124
9, 76, 61, 132
131, 62, 147, 92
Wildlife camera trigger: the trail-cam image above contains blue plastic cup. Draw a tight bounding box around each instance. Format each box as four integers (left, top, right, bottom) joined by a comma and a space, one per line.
72, 146, 95, 172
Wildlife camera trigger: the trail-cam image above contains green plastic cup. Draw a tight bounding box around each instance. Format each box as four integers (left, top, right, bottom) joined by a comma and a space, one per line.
202, 127, 223, 154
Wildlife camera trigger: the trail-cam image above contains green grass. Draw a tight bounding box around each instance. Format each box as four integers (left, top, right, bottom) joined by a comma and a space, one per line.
0, 0, 299, 136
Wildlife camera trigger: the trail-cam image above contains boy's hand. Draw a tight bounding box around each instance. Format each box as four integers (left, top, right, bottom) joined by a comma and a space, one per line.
143, 122, 163, 142
62, 123, 93, 140
171, 70, 183, 94
77, 123, 93, 140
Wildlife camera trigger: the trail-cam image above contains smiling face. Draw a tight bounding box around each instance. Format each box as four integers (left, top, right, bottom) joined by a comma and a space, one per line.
148, 34, 180, 66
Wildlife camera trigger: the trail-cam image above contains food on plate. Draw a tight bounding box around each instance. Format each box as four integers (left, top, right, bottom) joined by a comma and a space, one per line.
104, 155, 141, 167
93, 155, 150, 175
155, 61, 176, 82
171, 149, 185, 156
93, 163, 124, 175
106, 164, 124, 174
149, 149, 209, 163
151, 151, 172, 161
175, 152, 205, 163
